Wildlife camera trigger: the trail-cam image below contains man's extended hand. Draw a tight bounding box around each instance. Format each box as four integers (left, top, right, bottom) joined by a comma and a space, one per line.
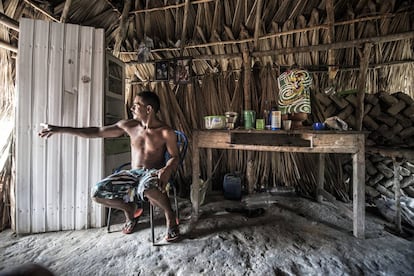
38, 123, 57, 138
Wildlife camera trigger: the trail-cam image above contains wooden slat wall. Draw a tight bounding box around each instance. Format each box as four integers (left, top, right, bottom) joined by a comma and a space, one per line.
16, 18, 105, 234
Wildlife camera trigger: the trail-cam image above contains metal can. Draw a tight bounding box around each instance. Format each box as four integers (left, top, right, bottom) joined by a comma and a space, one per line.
271, 110, 281, 130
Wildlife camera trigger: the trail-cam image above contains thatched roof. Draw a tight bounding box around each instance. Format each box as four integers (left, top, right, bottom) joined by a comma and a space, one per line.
1, 0, 413, 92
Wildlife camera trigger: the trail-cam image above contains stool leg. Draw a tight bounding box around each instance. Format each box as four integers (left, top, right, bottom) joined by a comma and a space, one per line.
107, 207, 112, 233
150, 204, 154, 244
173, 186, 179, 224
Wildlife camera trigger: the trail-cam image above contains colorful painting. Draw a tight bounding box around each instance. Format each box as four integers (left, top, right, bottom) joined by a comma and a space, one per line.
277, 69, 312, 114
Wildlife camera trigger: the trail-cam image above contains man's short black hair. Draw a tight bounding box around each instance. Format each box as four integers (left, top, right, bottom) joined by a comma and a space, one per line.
137, 91, 160, 113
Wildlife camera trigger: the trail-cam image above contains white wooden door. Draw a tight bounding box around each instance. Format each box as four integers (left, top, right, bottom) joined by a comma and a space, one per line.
16, 18, 105, 233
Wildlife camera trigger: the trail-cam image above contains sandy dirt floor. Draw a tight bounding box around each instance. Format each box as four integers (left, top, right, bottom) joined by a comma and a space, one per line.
1, 194, 413, 276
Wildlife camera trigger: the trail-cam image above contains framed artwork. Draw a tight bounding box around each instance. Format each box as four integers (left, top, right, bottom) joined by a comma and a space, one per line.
174, 57, 192, 84
154, 60, 169, 81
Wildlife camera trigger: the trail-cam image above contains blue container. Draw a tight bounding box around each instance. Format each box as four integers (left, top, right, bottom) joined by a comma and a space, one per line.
223, 173, 242, 200
312, 122, 325, 130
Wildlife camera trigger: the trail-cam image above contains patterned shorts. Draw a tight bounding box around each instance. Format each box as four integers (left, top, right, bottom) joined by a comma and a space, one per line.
91, 168, 160, 202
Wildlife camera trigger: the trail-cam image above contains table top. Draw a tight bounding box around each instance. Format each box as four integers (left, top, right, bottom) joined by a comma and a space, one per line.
193, 129, 366, 153
195, 129, 369, 135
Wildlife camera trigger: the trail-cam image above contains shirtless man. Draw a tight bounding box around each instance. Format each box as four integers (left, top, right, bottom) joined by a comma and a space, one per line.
38, 91, 180, 241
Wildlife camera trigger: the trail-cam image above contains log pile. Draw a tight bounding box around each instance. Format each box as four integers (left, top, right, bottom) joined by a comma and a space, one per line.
315, 91, 414, 148
316, 91, 414, 226
343, 155, 414, 201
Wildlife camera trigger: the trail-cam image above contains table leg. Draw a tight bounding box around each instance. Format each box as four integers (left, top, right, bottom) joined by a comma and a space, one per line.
191, 132, 200, 218
317, 153, 325, 203
353, 142, 365, 238
207, 148, 212, 193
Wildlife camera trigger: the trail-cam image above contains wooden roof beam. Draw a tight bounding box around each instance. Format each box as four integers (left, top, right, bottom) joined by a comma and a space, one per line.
103, 0, 121, 15
60, 0, 73, 23
0, 12, 19, 32
130, 0, 214, 14
252, 31, 414, 57
119, 29, 413, 57
0, 39, 17, 53
23, 0, 59, 22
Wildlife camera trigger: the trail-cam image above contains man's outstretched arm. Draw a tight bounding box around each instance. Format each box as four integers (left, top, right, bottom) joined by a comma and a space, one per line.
38, 122, 126, 139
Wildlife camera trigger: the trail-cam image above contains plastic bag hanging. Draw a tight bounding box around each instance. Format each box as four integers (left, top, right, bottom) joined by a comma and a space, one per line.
137, 36, 154, 63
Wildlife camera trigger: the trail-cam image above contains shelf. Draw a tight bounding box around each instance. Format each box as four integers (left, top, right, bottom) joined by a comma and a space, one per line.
106, 91, 124, 100
105, 53, 127, 148
108, 74, 122, 81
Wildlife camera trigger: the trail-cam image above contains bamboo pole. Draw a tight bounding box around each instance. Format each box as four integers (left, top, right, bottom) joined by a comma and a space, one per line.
253, 0, 263, 50
120, 30, 413, 57
60, 0, 72, 23
180, 0, 190, 56
23, 0, 59, 22
0, 39, 17, 53
113, 0, 131, 57
103, 0, 122, 15
0, 13, 19, 31
130, 0, 214, 14
253, 31, 414, 57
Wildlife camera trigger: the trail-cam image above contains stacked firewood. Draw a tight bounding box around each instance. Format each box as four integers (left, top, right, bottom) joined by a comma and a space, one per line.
314, 91, 414, 147
316, 91, 414, 204
343, 155, 414, 201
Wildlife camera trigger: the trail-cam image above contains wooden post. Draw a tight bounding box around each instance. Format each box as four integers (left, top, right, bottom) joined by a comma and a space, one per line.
253, 0, 263, 50
326, 0, 336, 83
356, 43, 372, 130
242, 50, 251, 110
353, 135, 365, 238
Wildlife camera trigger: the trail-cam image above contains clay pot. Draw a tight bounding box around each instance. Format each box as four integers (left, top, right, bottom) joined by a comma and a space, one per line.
288, 112, 308, 128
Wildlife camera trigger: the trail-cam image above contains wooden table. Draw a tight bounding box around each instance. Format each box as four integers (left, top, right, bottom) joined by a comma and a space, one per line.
191, 129, 367, 238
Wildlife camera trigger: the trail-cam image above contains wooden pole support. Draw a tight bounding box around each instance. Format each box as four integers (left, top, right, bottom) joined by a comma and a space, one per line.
242, 50, 251, 110
356, 43, 372, 131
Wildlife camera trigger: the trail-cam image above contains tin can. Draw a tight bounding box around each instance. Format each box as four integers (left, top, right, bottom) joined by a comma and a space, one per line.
271, 110, 281, 130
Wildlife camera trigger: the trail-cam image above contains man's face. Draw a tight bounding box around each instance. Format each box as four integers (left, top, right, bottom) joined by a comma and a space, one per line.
130, 96, 148, 120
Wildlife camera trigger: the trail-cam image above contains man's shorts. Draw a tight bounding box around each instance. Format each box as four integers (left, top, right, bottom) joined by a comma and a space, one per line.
91, 168, 160, 202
